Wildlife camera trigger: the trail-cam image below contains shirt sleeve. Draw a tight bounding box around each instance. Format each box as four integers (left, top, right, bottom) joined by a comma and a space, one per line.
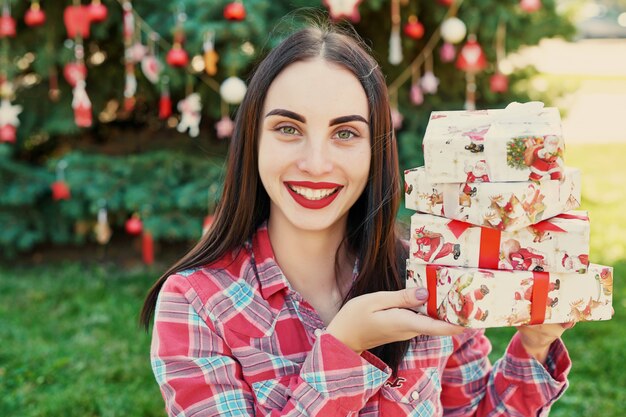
441, 329, 571, 417
150, 274, 391, 416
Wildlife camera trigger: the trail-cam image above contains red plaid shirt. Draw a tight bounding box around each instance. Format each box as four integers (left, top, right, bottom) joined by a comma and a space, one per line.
151, 223, 571, 416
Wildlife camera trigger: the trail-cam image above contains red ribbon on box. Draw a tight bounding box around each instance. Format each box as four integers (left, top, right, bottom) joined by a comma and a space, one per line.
530, 271, 550, 325
530, 212, 589, 234
425, 264, 551, 325
447, 220, 501, 269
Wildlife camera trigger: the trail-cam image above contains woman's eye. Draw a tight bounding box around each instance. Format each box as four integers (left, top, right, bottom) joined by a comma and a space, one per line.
336, 129, 357, 141
277, 126, 299, 135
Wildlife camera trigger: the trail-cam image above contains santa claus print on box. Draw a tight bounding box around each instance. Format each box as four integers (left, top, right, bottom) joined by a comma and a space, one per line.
405, 166, 580, 232
409, 211, 590, 273
423, 102, 565, 183
406, 261, 613, 328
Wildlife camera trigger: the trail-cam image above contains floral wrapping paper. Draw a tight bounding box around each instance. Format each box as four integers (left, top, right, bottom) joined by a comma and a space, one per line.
404, 166, 581, 232
406, 261, 613, 329
409, 211, 590, 274
423, 102, 565, 183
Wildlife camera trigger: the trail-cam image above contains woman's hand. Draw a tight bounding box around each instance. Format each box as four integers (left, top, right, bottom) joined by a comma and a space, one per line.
326, 287, 465, 354
515, 322, 574, 364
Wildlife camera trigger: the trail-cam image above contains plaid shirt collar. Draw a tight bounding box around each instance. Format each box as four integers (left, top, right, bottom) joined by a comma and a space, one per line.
248, 222, 292, 300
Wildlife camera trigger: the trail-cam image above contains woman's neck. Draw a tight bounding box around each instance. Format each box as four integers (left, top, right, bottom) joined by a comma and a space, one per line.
267, 214, 354, 323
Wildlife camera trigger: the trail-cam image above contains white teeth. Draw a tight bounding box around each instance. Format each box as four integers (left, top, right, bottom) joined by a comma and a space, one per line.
289, 185, 339, 200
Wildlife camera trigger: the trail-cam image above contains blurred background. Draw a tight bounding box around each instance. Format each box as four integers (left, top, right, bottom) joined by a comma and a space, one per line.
0, 0, 624, 416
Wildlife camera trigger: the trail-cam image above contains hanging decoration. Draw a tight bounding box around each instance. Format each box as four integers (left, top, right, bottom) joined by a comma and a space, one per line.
0, 96, 21, 144
24, 1, 46, 27
490, 20, 509, 93
219, 76, 246, 104
410, 64, 423, 106
141, 32, 162, 84
404, 15, 425, 40
439, 42, 456, 62
438, 0, 454, 6
203, 31, 219, 76
62, 62, 87, 87
420, 53, 439, 94
520, 0, 542, 13
158, 76, 172, 119
215, 115, 234, 139
48, 66, 61, 101
94, 204, 112, 245
223, 1, 246, 21
166, 8, 189, 68
177, 92, 202, 137
51, 160, 71, 201
125, 213, 143, 235
63, 4, 91, 39
88, 0, 108, 23
456, 34, 487, 110
142, 230, 154, 265
0, 2, 16, 38
440, 16, 466, 44
388, 0, 402, 65
323, 0, 362, 22
70, 39, 92, 127
122, 1, 137, 111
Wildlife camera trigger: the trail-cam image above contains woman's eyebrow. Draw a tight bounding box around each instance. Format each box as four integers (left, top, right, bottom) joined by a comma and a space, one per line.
265, 109, 305, 123
329, 115, 369, 126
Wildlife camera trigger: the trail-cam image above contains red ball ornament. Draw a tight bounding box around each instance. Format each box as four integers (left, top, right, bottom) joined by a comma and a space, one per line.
404, 16, 424, 40
88, 0, 108, 23
224, 2, 246, 21
0, 14, 16, 37
0, 125, 16, 143
25, 3, 46, 27
166, 44, 189, 67
63, 62, 87, 87
51, 181, 71, 201
125, 215, 143, 235
520, 0, 542, 13
490, 73, 509, 93
64, 6, 91, 39
456, 36, 487, 72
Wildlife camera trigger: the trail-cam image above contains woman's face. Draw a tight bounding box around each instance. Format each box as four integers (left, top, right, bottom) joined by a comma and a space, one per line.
258, 58, 371, 233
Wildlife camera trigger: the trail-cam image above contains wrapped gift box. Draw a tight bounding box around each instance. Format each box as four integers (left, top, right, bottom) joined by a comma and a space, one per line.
406, 261, 613, 328
423, 102, 565, 183
409, 211, 590, 274
404, 166, 581, 232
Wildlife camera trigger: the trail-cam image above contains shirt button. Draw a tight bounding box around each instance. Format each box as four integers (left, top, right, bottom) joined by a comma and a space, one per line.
410, 391, 419, 401
314, 328, 323, 337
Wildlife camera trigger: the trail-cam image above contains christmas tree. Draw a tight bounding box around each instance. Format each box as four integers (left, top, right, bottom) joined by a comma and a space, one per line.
0, 0, 575, 259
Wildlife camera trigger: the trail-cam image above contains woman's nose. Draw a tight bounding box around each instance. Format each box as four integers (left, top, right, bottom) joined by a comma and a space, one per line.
296, 137, 333, 175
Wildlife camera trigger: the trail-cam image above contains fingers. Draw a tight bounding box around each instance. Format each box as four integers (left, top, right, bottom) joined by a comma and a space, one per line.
366, 287, 430, 310
561, 322, 575, 330
383, 308, 465, 337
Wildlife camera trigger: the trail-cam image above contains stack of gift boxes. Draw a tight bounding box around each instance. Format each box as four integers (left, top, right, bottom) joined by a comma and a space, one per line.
404, 102, 613, 328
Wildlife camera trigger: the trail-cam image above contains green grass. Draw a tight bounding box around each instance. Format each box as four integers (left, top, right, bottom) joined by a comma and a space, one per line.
1, 142, 624, 416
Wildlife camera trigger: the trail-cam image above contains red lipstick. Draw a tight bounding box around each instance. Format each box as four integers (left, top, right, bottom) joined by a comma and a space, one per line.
284, 181, 342, 210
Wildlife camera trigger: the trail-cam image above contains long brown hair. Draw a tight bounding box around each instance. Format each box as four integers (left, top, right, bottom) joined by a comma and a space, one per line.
140, 23, 409, 373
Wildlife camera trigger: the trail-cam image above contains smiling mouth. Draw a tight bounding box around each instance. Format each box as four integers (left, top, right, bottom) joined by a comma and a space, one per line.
286, 184, 341, 200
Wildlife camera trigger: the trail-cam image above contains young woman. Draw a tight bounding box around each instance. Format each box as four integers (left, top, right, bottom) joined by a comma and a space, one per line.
141, 24, 572, 416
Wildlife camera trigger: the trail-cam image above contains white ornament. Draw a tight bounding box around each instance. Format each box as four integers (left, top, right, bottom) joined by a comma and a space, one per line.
441, 17, 467, 44
141, 54, 161, 84
177, 93, 202, 137
220, 76, 247, 104
388, 27, 403, 65
72, 79, 93, 127
323, 0, 363, 22
420, 71, 440, 94
215, 116, 234, 139
0, 99, 22, 127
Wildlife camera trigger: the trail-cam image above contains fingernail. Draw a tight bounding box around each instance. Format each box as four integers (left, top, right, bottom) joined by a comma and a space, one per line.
415, 287, 429, 301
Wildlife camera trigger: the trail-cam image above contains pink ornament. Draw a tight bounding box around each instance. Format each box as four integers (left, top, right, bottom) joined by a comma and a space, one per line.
166, 44, 189, 67
51, 181, 71, 201
520, 0, 542, 13
456, 36, 487, 72
490, 73, 509, 93
410, 84, 424, 105
391, 108, 404, 130
141, 55, 161, 84
439, 42, 456, 63
323, 0, 363, 23
25, 3, 46, 27
127, 42, 147, 63
0, 124, 16, 143
215, 116, 234, 139
125, 215, 143, 235
420, 71, 440, 94
88, 0, 108, 23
